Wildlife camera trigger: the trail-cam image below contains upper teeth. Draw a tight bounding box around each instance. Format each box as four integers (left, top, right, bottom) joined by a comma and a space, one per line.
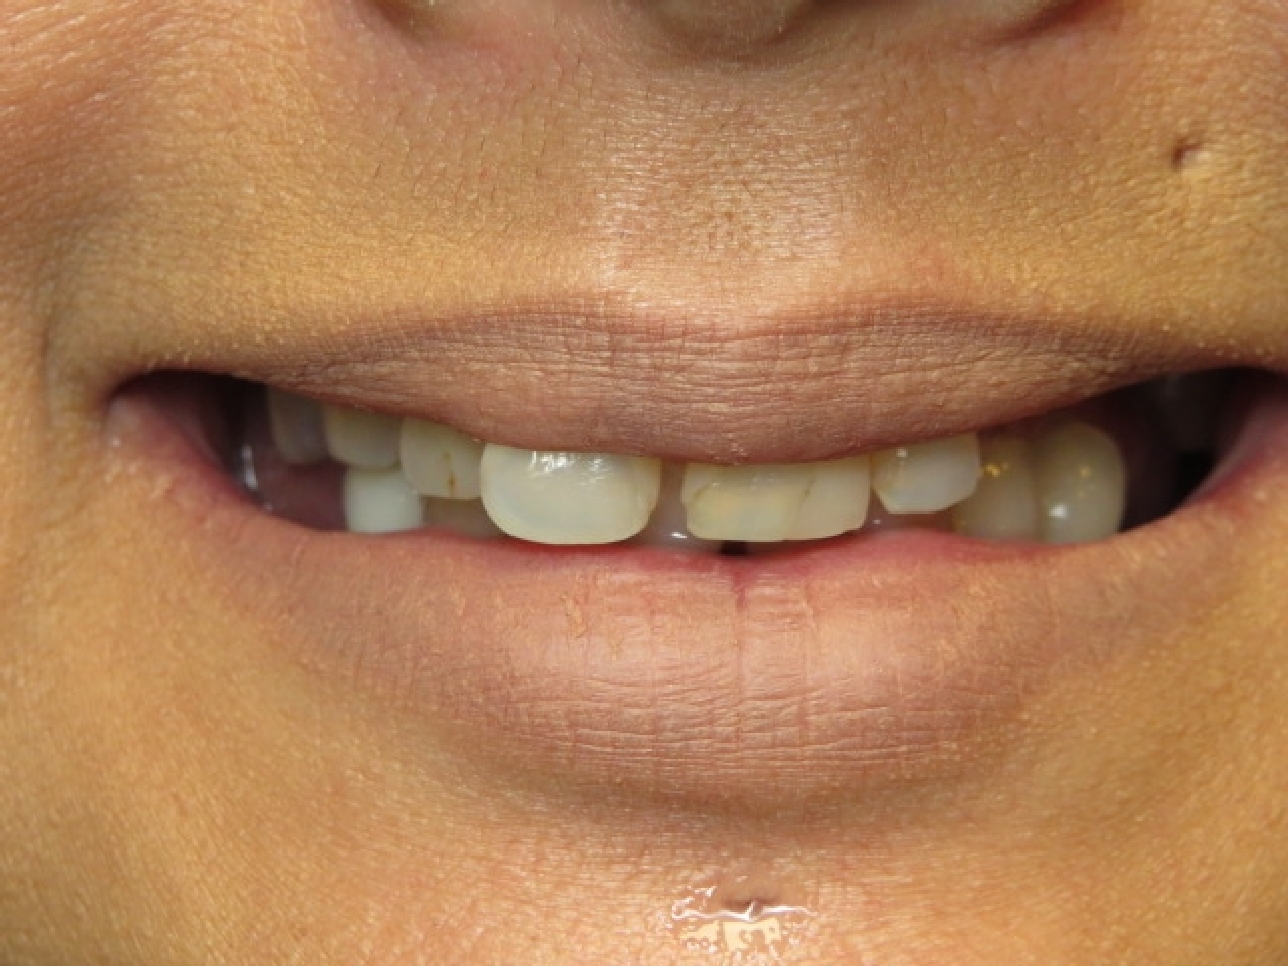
268, 389, 1128, 547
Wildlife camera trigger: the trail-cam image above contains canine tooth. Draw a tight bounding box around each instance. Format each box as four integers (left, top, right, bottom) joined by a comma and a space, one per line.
1033, 420, 1126, 544
682, 458, 871, 542
324, 405, 401, 469
344, 467, 425, 534
872, 434, 982, 514
400, 419, 484, 499
267, 389, 328, 465
479, 446, 662, 545
952, 436, 1039, 540
423, 498, 503, 539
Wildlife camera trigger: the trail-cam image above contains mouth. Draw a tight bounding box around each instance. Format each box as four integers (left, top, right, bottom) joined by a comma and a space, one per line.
101, 301, 1288, 808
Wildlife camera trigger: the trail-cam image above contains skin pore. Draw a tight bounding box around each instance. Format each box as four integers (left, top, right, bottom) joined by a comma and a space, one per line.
2, 1, 1288, 963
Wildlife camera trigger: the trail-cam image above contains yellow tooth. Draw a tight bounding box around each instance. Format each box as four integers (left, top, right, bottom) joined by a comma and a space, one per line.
1033, 421, 1126, 544
682, 457, 871, 542
952, 436, 1039, 540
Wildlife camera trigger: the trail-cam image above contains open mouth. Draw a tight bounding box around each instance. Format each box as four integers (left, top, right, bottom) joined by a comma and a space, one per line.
101, 302, 1288, 806
144, 369, 1237, 554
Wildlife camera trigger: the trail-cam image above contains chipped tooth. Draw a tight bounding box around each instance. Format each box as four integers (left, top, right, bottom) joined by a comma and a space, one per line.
479, 446, 662, 545
400, 419, 485, 499
422, 498, 503, 539
681, 457, 871, 542
1033, 420, 1126, 544
635, 465, 721, 550
872, 433, 982, 514
952, 436, 1040, 540
323, 405, 402, 469
344, 467, 425, 534
267, 388, 328, 466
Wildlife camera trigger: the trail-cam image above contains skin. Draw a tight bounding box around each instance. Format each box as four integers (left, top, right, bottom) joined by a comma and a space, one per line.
2, 0, 1288, 963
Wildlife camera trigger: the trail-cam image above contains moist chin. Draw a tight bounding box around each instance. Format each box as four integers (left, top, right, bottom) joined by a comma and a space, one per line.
205, 371, 1250, 551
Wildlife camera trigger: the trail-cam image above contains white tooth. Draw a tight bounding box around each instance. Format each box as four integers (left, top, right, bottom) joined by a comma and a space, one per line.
1033, 420, 1126, 544
324, 405, 401, 469
266, 389, 328, 465
344, 467, 425, 534
635, 464, 721, 550
479, 446, 662, 545
400, 419, 485, 499
951, 436, 1040, 540
423, 498, 503, 539
681, 457, 871, 542
872, 433, 982, 514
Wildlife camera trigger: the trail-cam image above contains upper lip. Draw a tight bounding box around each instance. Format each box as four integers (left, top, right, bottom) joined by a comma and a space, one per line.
97, 292, 1285, 462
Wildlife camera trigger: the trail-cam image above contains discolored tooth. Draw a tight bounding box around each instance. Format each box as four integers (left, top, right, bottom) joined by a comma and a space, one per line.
344, 467, 425, 534
635, 464, 721, 550
872, 434, 982, 514
324, 405, 401, 469
267, 388, 328, 465
400, 419, 485, 499
952, 436, 1039, 540
480, 446, 662, 545
682, 457, 871, 542
423, 498, 503, 540
1033, 420, 1126, 544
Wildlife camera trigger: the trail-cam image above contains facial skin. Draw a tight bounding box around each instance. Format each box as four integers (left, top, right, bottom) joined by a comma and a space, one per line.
2, 1, 1288, 963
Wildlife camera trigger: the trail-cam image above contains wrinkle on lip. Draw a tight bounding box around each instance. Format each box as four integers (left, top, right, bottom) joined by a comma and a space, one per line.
148, 298, 1212, 465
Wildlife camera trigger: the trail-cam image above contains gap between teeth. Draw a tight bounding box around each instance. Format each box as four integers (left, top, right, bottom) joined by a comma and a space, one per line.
270, 390, 1128, 547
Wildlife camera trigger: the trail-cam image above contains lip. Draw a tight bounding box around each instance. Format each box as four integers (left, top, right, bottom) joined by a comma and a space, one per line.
83, 295, 1261, 465
105, 353, 1288, 809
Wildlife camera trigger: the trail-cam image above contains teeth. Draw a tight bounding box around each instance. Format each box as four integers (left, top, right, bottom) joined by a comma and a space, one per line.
872, 434, 982, 514
635, 465, 721, 550
344, 467, 425, 534
291, 401, 1133, 548
951, 436, 1040, 540
324, 406, 402, 469
1033, 420, 1126, 544
267, 389, 328, 466
400, 419, 485, 499
681, 457, 871, 542
479, 446, 662, 545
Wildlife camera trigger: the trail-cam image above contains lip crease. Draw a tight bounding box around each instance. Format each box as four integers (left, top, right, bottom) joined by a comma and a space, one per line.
104, 355, 1288, 809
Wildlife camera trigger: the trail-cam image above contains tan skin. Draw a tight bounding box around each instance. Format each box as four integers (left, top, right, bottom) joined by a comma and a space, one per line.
2, 1, 1288, 963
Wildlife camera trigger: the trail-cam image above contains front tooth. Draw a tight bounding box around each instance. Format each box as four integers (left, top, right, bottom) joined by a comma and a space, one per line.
400, 419, 485, 499
324, 405, 401, 469
267, 389, 328, 465
479, 446, 662, 545
951, 436, 1040, 540
681, 457, 871, 542
872, 433, 982, 514
1033, 420, 1126, 544
344, 467, 425, 534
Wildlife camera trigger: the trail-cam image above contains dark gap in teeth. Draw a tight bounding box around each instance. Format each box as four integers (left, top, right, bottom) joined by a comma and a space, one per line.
120, 368, 1264, 550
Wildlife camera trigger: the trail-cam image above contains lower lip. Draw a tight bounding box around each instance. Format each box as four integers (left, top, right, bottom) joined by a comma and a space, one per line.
107, 378, 1288, 807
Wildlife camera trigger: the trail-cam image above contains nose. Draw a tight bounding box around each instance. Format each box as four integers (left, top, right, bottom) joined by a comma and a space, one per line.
646, 0, 817, 52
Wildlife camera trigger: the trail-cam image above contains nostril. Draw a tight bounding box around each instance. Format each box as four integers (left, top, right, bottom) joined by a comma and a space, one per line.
647, 0, 815, 53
